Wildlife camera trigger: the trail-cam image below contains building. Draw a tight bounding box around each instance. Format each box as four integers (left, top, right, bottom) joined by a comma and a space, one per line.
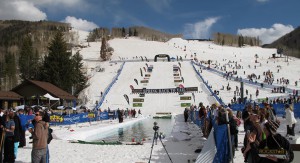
11, 79, 76, 108
0, 91, 23, 109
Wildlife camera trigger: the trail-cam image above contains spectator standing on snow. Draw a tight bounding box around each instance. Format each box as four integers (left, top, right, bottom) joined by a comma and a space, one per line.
285, 104, 297, 137
29, 111, 48, 163
3, 111, 15, 163
184, 108, 189, 122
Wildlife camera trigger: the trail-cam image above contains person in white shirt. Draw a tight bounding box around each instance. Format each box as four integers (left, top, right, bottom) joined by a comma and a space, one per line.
285, 104, 297, 136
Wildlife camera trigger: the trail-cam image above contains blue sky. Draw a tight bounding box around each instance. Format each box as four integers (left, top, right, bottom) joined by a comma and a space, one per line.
0, 0, 298, 44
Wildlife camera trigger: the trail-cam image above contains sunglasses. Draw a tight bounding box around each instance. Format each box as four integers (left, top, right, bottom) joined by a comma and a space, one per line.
35, 114, 40, 116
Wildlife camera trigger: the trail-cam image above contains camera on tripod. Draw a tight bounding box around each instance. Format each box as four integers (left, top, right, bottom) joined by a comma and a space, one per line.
153, 122, 159, 131
149, 122, 173, 163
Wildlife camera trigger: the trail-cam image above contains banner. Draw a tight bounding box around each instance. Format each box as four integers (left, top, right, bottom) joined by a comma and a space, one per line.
133, 98, 144, 102
174, 79, 182, 83
140, 80, 149, 83
132, 87, 198, 94
181, 103, 191, 107
180, 96, 191, 100
133, 103, 143, 107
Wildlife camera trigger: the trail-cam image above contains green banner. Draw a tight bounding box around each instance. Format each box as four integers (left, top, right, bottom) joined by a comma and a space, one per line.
133, 103, 143, 107
181, 103, 191, 107
133, 98, 144, 102
180, 96, 191, 100
257, 98, 267, 103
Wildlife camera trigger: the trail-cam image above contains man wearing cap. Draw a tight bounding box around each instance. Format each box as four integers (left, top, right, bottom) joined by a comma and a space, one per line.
248, 120, 294, 163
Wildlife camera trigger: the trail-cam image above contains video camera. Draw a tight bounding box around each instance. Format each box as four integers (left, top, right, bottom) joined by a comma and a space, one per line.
153, 122, 159, 131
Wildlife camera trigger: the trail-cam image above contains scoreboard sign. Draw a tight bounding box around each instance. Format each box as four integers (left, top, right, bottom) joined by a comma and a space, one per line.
140, 80, 149, 83
133, 98, 144, 102
181, 103, 191, 107
133, 103, 143, 107
180, 96, 191, 100
174, 80, 182, 83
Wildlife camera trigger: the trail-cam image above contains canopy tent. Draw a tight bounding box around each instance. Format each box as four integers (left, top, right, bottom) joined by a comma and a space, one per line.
44, 93, 59, 101
14, 105, 25, 111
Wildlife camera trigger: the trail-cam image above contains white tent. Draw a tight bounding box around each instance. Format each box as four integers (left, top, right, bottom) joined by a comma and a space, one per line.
15, 105, 25, 111
43, 93, 59, 101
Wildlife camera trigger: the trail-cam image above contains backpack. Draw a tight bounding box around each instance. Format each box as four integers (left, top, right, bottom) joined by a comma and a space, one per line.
47, 128, 53, 144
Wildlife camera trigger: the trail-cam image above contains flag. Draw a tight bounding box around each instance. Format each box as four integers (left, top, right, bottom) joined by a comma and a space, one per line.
192, 92, 195, 102
140, 68, 143, 77
123, 94, 129, 104
134, 79, 138, 85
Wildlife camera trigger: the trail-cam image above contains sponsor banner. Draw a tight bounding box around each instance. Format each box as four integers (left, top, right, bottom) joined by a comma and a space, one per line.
174, 77, 181, 79
133, 103, 143, 107
173, 73, 180, 76
88, 113, 95, 118
181, 103, 191, 107
132, 87, 198, 94
145, 74, 151, 77
174, 80, 182, 83
133, 98, 144, 102
140, 80, 149, 83
180, 96, 191, 100
50, 115, 64, 123
144, 78, 149, 80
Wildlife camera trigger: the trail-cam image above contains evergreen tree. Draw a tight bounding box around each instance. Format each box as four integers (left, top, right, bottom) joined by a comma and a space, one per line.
41, 31, 74, 93
100, 37, 107, 61
133, 29, 138, 36
4, 53, 17, 90
72, 51, 87, 96
128, 28, 132, 37
122, 27, 126, 37
19, 36, 39, 80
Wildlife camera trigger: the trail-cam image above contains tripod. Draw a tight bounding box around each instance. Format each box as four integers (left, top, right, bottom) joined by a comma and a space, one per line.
148, 125, 173, 163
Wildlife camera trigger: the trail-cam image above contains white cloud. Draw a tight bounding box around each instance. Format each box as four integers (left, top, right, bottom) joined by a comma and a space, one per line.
183, 17, 220, 39
145, 0, 172, 13
0, 0, 47, 21
62, 16, 98, 31
237, 24, 294, 44
256, 0, 269, 2
31, 0, 84, 8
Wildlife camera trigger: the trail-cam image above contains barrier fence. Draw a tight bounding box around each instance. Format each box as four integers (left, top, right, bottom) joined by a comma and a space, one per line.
192, 61, 297, 94
189, 110, 230, 163
190, 61, 225, 106
94, 62, 126, 110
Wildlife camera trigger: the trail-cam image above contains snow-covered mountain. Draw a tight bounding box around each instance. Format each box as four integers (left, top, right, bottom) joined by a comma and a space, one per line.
73, 29, 299, 115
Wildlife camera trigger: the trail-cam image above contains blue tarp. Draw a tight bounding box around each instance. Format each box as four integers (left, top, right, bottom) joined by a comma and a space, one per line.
213, 124, 230, 163
230, 103, 300, 117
